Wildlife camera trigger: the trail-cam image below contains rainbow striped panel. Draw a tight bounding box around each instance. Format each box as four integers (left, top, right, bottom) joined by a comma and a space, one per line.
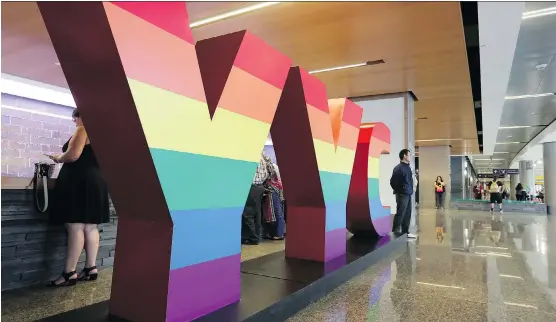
298, 69, 362, 260
104, 2, 291, 321
362, 123, 391, 235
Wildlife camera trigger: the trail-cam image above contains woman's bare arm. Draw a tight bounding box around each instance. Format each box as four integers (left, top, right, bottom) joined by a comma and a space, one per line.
55, 126, 88, 163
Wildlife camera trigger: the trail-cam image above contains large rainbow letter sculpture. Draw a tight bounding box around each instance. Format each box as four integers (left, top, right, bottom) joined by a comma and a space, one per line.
271, 68, 362, 262
347, 123, 391, 237
37, 1, 395, 320
38, 2, 291, 321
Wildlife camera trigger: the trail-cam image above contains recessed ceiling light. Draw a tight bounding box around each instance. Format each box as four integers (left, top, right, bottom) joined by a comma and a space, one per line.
309, 62, 365, 74
415, 138, 465, 142
522, 6, 556, 20
496, 142, 521, 145
308, 60, 384, 74
499, 125, 532, 129
505, 93, 554, 100
2, 105, 72, 120
189, 2, 280, 28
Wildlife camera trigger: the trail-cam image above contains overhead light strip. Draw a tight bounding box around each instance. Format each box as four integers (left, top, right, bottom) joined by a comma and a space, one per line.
189, 2, 280, 28
415, 138, 465, 142
309, 62, 366, 74
522, 6, 556, 20
496, 142, 522, 145
1, 74, 76, 107
499, 125, 533, 129
475, 163, 504, 165
309, 59, 385, 75
505, 93, 554, 100
1, 105, 72, 120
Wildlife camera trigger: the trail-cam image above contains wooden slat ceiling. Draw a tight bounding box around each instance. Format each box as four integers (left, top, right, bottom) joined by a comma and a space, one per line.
1, 2, 478, 154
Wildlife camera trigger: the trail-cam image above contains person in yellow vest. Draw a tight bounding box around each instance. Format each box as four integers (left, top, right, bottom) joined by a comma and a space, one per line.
489, 177, 503, 213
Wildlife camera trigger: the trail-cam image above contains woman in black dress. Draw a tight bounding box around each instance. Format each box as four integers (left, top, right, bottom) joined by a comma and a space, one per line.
47, 109, 110, 287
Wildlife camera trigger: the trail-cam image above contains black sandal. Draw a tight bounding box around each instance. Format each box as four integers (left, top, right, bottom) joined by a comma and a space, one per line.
78, 266, 98, 281
47, 270, 77, 287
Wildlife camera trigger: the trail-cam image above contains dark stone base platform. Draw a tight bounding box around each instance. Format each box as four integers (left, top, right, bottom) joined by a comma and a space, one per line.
40, 234, 407, 322
451, 199, 547, 214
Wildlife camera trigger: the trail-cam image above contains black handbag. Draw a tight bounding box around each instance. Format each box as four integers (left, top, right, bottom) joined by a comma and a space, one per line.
33, 162, 56, 213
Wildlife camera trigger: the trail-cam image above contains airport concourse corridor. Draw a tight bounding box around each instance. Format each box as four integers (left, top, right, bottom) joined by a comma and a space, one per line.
289, 209, 556, 322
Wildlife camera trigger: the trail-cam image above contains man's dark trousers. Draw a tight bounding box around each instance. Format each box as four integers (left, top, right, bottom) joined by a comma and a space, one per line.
242, 184, 265, 243
392, 193, 412, 234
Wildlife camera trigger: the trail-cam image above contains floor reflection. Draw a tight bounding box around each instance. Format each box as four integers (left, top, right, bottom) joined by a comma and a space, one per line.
289, 209, 556, 322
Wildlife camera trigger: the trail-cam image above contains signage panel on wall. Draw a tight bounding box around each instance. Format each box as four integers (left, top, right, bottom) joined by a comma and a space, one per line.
478, 173, 494, 179
492, 168, 519, 176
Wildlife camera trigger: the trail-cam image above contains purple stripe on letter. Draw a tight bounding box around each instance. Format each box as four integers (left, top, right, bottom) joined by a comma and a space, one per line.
324, 228, 347, 261
373, 215, 392, 236
166, 254, 241, 322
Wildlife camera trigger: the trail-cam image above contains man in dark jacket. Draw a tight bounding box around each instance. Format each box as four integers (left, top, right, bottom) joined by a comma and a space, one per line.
390, 149, 416, 238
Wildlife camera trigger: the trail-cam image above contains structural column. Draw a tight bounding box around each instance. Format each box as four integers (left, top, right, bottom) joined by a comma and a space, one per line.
546, 143, 556, 288
519, 160, 535, 195
418, 146, 451, 209
510, 173, 519, 200
404, 93, 417, 234
543, 142, 556, 214
353, 92, 416, 234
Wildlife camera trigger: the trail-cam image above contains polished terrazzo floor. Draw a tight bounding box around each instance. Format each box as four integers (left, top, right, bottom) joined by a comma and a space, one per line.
3, 210, 556, 322
288, 209, 556, 322
1, 240, 286, 322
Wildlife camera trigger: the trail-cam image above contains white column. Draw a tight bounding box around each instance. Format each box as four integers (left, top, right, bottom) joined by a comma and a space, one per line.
354, 92, 416, 232
543, 142, 556, 214
404, 93, 417, 234
519, 160, 535, 195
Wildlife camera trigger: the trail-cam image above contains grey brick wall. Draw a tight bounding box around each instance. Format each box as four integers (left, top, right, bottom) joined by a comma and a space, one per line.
1, 189, 118, 291
1, 93, 74, 178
